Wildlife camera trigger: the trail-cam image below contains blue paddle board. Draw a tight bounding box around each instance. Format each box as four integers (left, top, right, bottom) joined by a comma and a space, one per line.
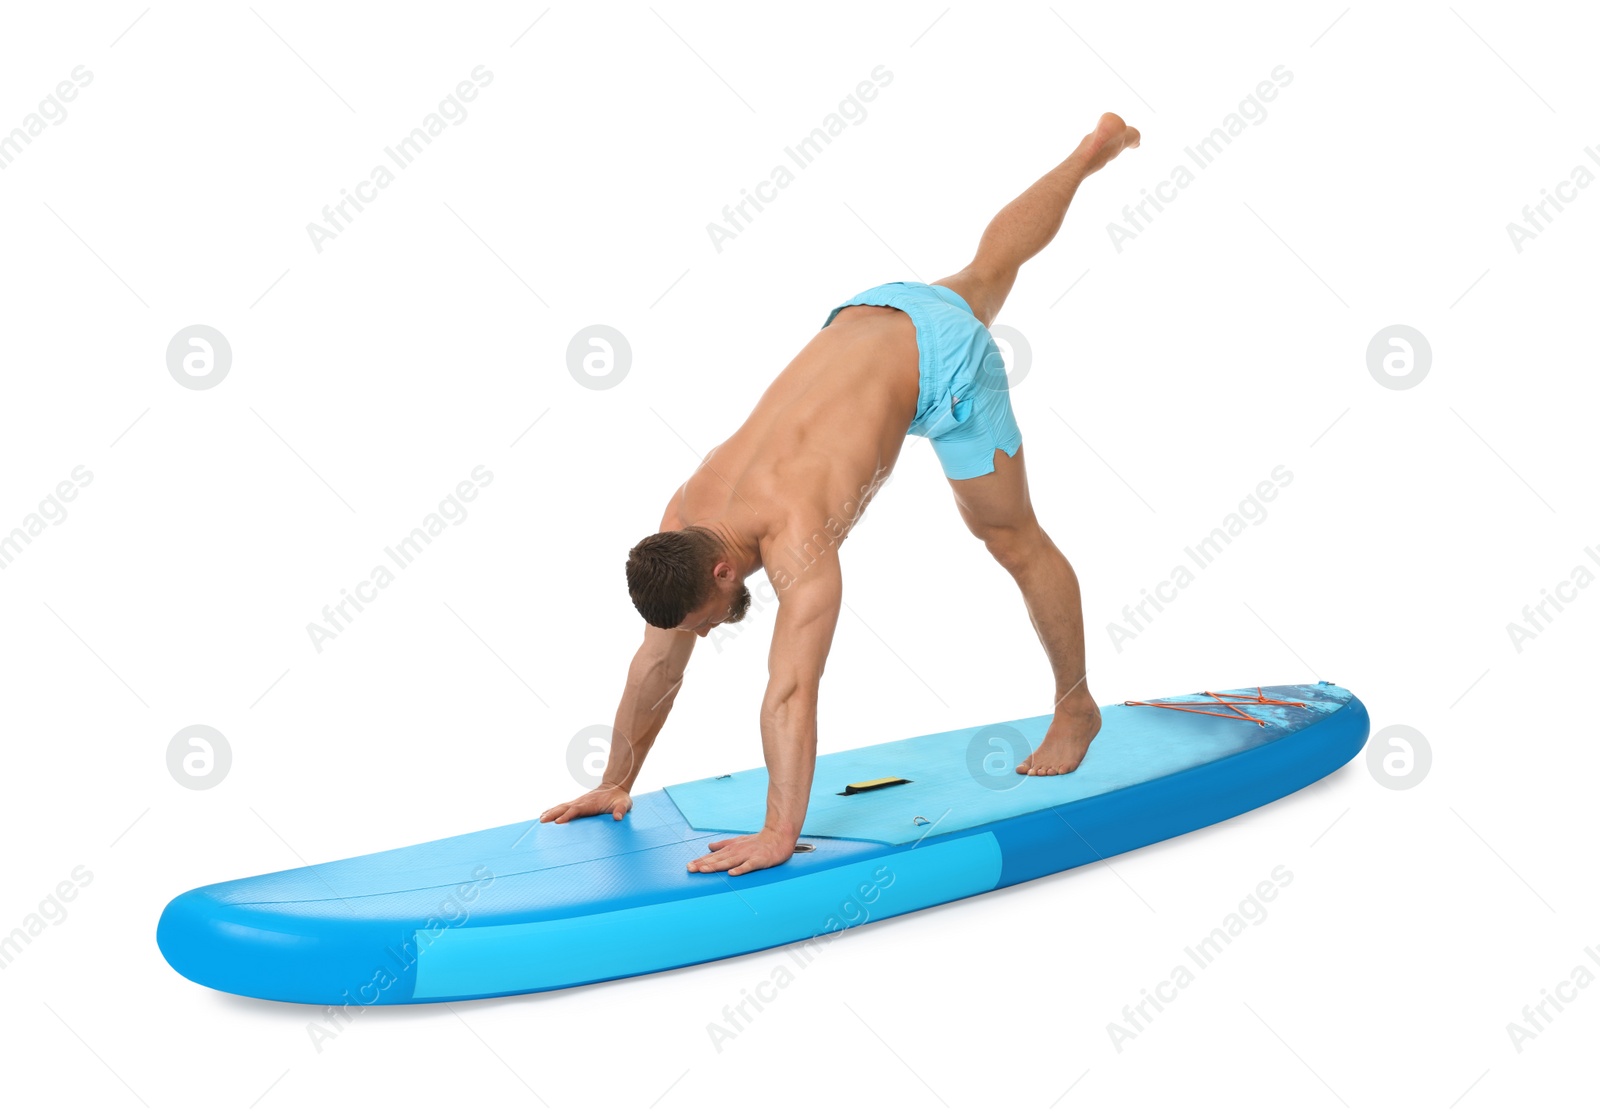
157, 681, 1368, 1004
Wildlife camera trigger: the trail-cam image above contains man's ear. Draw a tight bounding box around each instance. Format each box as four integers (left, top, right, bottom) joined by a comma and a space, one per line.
713, 560, 734, 583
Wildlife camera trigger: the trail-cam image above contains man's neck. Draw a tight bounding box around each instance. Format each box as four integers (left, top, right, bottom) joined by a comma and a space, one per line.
694, 520, 760, 576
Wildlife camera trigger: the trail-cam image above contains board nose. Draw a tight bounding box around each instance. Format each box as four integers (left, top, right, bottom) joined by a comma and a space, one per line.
157, 886, 418, 1006
155, 887, 233, 992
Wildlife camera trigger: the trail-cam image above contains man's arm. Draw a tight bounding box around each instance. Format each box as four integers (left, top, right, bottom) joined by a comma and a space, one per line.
687, 549, 841, 874
540, 623, 696, 824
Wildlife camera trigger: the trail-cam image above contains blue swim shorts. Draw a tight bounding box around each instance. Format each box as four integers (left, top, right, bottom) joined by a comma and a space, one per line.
822, 280, 1022, 480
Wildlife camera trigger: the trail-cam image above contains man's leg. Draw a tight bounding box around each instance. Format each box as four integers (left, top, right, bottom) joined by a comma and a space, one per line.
949, 446, 1099, 775
935, 112, 1139, 326
935, 113, 1139, 773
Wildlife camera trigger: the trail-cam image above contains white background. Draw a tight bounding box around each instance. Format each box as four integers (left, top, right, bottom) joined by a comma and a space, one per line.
1, 2, 1595, 1113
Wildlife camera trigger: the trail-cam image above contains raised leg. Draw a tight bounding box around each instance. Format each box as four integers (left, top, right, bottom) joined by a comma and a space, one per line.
948, 445, 1101, 775
936, 112, 1139, 326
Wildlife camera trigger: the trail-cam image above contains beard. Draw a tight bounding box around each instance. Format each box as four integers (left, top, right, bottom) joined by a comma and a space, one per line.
726, 582, 753, 624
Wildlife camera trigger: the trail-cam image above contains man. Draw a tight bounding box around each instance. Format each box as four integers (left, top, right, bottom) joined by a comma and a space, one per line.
540, 113, 1140, 875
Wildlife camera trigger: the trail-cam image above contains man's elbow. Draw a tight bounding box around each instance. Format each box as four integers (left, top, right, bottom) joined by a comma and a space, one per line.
627, 653, 682, 701
762, 678, 819, 721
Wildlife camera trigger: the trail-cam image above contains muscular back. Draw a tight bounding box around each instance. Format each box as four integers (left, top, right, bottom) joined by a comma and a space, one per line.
661, 305, 921, 587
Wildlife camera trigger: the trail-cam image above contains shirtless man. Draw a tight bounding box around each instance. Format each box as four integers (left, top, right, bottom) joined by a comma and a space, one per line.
541, 113, 1140, 875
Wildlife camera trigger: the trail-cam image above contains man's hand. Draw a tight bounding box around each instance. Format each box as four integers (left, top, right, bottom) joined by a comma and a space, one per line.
687, 828, 797, 876
540, 785, 633, 824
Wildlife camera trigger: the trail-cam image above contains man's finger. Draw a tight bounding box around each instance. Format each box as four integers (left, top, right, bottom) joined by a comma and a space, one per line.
707, 834, 757, 852
688, 849, 738, 872
728, 852, 769, 876
718, 851, 750, 875
729, 846, 787, 875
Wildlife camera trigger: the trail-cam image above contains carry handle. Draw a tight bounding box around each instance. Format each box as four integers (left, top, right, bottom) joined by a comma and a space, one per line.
837, 777, 912, 796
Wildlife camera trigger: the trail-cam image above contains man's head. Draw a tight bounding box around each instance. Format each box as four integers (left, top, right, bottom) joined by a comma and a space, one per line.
627, 527, 752, 634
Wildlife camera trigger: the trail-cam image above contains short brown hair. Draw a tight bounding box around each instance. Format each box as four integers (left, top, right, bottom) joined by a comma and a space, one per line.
626, 528, 720, 628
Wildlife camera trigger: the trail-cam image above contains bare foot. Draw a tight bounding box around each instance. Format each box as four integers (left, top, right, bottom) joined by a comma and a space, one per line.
1074, 112, 1140, 176
1017, 699, 1103, 776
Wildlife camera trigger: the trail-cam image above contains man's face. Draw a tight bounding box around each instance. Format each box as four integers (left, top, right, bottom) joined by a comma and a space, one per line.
676, 577, 752, 637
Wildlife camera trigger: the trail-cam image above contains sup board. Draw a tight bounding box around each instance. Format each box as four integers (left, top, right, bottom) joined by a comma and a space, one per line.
157, 681, 1368, 1004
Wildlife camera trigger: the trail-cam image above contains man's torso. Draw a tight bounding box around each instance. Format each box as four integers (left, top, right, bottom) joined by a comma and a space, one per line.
662, 304, 920, 587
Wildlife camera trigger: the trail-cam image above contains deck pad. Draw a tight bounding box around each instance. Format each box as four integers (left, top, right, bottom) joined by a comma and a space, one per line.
666, 683, 1352, 845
